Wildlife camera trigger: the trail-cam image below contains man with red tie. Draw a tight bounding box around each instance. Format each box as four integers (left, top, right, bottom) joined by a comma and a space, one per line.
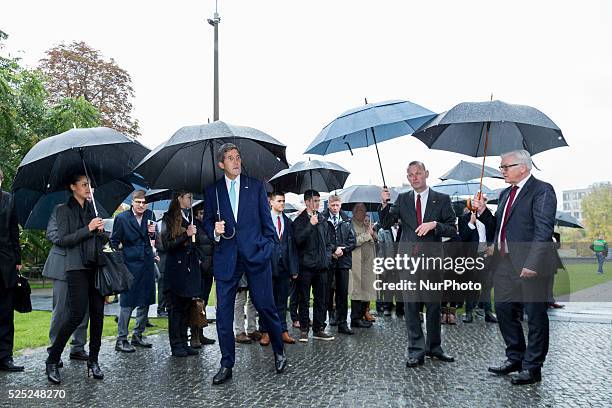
472, 149, 557, 385
379, 161, 457, 368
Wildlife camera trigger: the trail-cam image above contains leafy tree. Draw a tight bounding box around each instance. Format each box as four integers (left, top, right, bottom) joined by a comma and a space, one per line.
582, 184, 612, 240
39, 41, 139, 136
44, 96, 101, 134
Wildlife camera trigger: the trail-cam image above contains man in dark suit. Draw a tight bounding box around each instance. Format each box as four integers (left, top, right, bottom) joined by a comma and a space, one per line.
204, 143, 286, 385
377, 222, 404, 317
44, 205, 89, 362
0, 170, 24, 372
110, 190, 157, 352
472, 149, 557, 385
379, 161, 457, 368
259, 191, 299, 346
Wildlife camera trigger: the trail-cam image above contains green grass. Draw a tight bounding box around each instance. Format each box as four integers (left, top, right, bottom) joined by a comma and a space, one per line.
13, 312, 168, 355
553, 262, 611, 297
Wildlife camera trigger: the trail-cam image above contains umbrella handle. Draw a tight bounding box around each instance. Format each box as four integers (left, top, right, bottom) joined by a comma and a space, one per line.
467, 121, 491, 212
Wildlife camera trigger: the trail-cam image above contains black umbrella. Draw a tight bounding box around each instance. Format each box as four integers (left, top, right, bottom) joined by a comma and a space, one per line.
135, 120, 289, 192
14, 178, 134, 230
440, 160, 503, 181
336, 185, 399, 212
413, 99, 568, 209
555, 211, 584, 229
12, 127, 149, 215
144, 189, 203, 204
268, 159, 350, 194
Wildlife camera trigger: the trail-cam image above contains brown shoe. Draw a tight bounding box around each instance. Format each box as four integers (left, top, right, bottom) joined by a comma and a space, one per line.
235, 332, 252, 344
364, 310, 376, 322
248, 330, 263, 342
282, 331, 296, 344
259, 333, 270, 346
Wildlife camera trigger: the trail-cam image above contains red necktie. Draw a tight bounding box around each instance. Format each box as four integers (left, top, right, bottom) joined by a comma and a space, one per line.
499, 186, 519, 255
415, 194, 422, 226
277, 215, 282, 239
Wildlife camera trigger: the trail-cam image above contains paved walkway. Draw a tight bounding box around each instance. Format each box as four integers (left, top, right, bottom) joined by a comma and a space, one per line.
2, 312, 612, 407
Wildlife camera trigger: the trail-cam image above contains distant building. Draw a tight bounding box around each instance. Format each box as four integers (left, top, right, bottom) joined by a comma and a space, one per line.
562, 181, 611, 221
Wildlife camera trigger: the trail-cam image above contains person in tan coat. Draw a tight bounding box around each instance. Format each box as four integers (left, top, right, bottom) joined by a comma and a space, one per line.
349, 203, 377, 329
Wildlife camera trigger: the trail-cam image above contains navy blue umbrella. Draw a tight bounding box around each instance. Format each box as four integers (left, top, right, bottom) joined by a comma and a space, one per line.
304, 99, 436, 186
336, 184, 400, 212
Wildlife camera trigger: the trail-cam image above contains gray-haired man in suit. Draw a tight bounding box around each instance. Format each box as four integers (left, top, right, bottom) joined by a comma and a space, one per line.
43, 205, 89, 361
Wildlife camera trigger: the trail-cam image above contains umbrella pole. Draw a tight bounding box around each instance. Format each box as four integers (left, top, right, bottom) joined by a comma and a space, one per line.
190, 195, 195, 243
370, 127, 387, 188
468, 121, 490, 211
79, 150, 99, 217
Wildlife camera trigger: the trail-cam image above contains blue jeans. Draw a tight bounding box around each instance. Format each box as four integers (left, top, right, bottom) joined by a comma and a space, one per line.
597, 253, 605, 274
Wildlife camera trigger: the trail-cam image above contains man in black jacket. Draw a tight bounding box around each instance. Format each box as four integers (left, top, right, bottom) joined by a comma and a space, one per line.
322, 195, 357, 334
293, 190, 334, 343
0, 170, 24, 372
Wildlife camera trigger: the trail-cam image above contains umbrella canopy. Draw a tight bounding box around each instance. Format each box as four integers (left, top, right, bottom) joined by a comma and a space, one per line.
268, 159, 350, 194
412, 100, 567, 157
432, 179, 493, 198
336, 184, 399, 212
135, 121, 288, 192
15, 178, 134, 230
555, 211, 584, 229
144, 189, 203, 203
304, 99, 436, 186
12, 127, 149, 193
283, 202, 301, 214
440, 160, 503, 181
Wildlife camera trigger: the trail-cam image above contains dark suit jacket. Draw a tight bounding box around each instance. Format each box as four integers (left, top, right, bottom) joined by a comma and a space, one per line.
478, 175, 557, 276
55, 196, 98, 272
42, 205, 68, 281
203, 175, 276, 282
0, 190, 20, 288
110, 208, 156, 307
379, 188, 457, 257
271, 212, 299, 278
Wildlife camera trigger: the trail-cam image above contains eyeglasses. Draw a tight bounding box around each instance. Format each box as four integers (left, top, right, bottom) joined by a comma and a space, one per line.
499, 163, 521, 171
133, 200, 147, 206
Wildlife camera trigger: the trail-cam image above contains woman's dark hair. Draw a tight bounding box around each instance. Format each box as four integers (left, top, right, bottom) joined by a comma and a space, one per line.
167, 191, 189, 239
67, 173, 87, 191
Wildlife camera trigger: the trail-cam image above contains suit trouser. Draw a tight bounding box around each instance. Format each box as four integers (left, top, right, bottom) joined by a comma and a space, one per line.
403, 298, 443, 359
47, 269, 105, 364
289, 279, 301, 322
157, 253, 169, 310
117, 304, 149, 341
216, 257, 284, 368
49, 278, 89, 353
168, 292, 191, 351
261, 274, 291, 333
233, 289, 257, 335
328, 267, 349, 326
0, 277, 15, 362
494, 256, 549, 370
298, 268, 327, 333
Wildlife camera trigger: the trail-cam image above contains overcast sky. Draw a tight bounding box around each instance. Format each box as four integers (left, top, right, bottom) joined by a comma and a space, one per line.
3, 0, 611, 204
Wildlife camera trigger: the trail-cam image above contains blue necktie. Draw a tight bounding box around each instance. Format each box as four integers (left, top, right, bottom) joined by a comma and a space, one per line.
229, 180, 237, 216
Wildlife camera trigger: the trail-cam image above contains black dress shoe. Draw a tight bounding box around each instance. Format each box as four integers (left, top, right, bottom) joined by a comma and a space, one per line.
488, 360, 522, 375
131, 335, 153, 348
426, 352, 455, 362
69, 350, 89, 360
338, 324, 354, 335
186, 346, 199, 356
351, 319, 372, 328
115, 340, 136, 353
485, 312, 498, 323
406, 357, 424, 368
0, 359, 24, 372
46, 363, 61, 384
511, 369, 542, 385
462, 313, 473, 323
171, 348, 188, 357
201, 336, 216, 345
212, 367, 233, 385
274, 353, 287, 374
87, 361, 104, 380
146, 321, 155, 328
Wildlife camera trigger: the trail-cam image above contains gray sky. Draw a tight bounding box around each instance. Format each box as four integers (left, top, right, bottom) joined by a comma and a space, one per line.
3, 0, 611, 204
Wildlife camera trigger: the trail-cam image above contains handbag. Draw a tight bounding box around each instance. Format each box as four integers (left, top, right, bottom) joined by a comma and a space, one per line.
13, 274, 32, 313
81, 232, 107, 269
94, 249, 133, 297
189, 298, 208, 328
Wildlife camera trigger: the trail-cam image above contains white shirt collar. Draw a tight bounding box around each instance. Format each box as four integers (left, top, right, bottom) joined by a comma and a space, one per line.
225, 174, 240, 190
513, 173, 531, 190
414, 187, 429, 203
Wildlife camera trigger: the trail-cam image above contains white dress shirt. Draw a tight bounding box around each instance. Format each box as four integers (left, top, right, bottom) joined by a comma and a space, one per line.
496, 173, 531, 250
271, 210, 284, 238
414, 187, 429, 222
225, 174, 240, 221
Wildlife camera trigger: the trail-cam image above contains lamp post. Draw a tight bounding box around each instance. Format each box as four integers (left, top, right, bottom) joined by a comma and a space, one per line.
207, 5, 220, 121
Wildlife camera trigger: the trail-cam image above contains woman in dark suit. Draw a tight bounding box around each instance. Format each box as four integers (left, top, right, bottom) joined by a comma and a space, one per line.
161, 192, 202, 357
45, 174, 106, 384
